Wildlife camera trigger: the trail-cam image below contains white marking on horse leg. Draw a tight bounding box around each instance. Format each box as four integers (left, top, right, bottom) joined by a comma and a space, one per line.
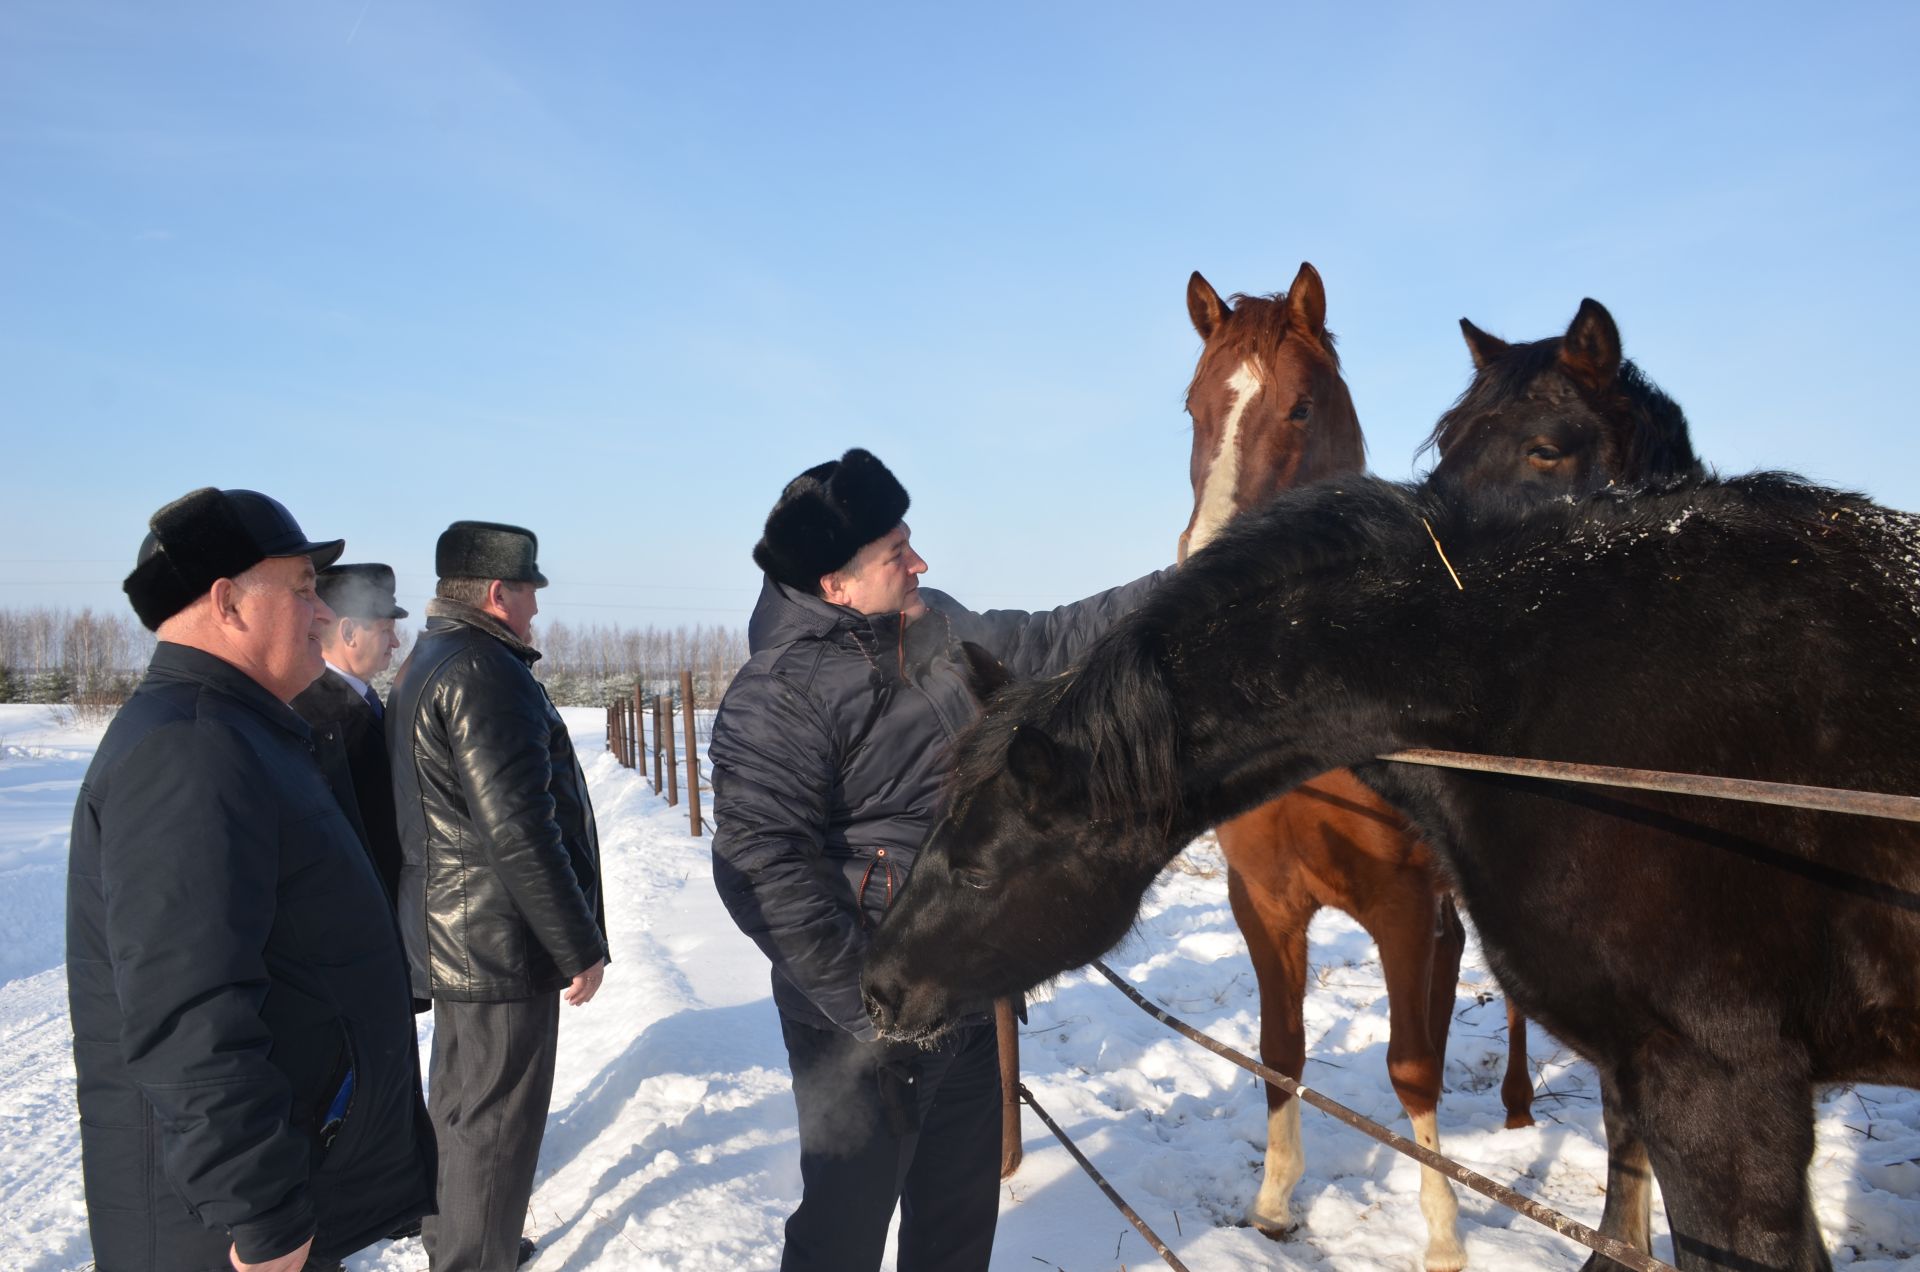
1246, 1096, 1305, 1234
1186, 361, 1262, 556
1412, 1108, 1467, 1271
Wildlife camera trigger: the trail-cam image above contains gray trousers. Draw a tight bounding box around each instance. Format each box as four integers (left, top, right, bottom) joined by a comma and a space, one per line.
421, 993, 560, 1272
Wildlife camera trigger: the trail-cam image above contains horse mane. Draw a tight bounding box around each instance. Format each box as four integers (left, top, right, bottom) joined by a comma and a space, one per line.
1418, 339, 1701, 482
1185, 290, 1341, 404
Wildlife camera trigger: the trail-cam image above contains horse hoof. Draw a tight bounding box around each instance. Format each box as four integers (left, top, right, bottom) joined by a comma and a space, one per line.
1503, 1112, 1536, 1130
1425, 1250, 1468, 1272
1250, 1219, 1298, 1243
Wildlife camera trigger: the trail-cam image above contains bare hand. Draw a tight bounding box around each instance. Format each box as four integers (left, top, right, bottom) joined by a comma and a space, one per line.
231, 1236, 312, 1272
564, 958, 606, 1006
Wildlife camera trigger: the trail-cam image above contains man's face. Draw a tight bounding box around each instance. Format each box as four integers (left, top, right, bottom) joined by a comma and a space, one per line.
498, 581, 540, 642
234, 555, 333, 702
823, 523, 929, 620
331, 616, 399, 680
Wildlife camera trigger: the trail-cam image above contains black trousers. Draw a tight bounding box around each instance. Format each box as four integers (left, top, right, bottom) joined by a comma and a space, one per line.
779, 1015, 1002, 1272
421, 994, 560, 1272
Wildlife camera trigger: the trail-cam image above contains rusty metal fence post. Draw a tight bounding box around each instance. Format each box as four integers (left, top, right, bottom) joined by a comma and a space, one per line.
662, 693, 678, 806
681, 669, 702, 837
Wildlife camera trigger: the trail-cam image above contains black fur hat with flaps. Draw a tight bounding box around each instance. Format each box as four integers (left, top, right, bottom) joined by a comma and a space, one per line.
123, 487, 345, 631
753, 448, 911, 591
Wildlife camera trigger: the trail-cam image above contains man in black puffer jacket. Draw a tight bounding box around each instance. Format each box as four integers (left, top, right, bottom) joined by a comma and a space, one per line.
388, 520, 608, 1272
69, 488, 434, 1272
711, 449, 1169, 1272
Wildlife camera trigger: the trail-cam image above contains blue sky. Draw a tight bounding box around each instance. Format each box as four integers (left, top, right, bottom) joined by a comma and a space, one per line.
4, 2, 1916, 629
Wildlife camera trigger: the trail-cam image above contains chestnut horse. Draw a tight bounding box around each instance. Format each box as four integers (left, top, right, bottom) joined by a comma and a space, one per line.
1180, 263, 1527, 1272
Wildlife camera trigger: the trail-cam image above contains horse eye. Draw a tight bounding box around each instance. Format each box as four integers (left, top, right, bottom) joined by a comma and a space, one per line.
1527, 443, 1564, 461
1288, 402, 1312, 421
953, 866, 995, 892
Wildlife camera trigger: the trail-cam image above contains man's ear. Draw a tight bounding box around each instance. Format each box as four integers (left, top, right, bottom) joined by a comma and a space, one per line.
208, 577, 245, 628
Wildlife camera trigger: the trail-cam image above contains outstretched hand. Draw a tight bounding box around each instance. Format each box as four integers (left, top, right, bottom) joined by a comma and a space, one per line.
565, 958, 606, 1006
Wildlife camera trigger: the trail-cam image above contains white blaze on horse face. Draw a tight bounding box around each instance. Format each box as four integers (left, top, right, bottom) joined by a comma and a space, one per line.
1186, 361, 1262, 558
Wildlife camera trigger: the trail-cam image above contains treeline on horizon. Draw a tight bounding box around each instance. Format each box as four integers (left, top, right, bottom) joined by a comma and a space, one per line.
0, 607, 750, 708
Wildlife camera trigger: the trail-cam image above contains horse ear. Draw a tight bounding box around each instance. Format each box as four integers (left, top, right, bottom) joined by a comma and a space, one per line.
1286, 262, 1327, 339
1459, 318, 1510, 370
1006, 725, 1061, 797
958, 640, 1010, 703
1559, 298, 1622, 390
1188, 271, 1229, 341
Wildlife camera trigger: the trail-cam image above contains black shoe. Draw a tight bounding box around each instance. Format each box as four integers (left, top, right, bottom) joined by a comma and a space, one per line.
386, 1218, 424, 1240
518, 1236, 537, 1266
302, 1261, 346, 1272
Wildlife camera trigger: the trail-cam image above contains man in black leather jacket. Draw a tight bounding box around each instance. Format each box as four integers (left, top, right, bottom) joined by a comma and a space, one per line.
710, 449, 1168, 1272
388, 520, 609, 1272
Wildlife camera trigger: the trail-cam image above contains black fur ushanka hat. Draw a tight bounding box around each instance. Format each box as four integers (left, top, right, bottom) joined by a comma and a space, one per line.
753, 448, 911, 591
123, 487, 344, 631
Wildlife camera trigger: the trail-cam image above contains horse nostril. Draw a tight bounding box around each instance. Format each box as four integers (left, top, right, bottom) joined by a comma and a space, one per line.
863, 981, 898, 1032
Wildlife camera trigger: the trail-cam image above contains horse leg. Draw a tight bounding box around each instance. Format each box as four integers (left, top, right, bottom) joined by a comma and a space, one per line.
1623, 1039, 1830, 1272
1426, 891, 1466, 1073
1225, 862, 1312, 1238
1500, 998, 1536, 1128
1576, 1079, 1656, 1272
1372, 895, 1467, 1272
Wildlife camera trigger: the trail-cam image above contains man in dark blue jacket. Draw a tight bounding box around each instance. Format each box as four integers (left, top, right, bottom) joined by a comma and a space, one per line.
710, 449, 1167, 1272
69, 488, 434, 1272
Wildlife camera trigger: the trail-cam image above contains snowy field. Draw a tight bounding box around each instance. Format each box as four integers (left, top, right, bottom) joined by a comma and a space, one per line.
4, 702, 1920, 1271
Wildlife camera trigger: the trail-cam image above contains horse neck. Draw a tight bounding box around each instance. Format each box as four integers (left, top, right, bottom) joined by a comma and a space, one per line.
1089, 512, 1447, 849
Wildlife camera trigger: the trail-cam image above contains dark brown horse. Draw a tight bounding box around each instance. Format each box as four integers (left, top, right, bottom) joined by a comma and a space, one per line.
1422, 296, 1703, 1270
1180, 263, 1507, 1271
865, 471, 1920, 1272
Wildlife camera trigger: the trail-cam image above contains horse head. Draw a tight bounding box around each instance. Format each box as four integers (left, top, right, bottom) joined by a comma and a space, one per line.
862, 644, 1178, 1043
1423, 298, 1700, 498
1179, 263, 1365, 562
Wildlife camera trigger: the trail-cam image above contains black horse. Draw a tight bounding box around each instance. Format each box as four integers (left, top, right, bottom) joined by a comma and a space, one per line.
1425, 297, 1701, 496
863, 473, 1920, 1272
1424, 295, 1708, 1268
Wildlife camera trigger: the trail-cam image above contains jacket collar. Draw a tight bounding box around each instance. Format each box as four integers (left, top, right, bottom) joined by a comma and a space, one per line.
424, 598, 542, 664
746, 577, 954, 683
147, 642, 313, 740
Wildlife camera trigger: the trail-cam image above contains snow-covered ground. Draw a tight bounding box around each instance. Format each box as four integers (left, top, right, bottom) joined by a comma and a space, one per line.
5, 702, 1919, 1271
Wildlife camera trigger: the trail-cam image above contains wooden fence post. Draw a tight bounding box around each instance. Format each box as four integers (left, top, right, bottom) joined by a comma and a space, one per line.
662, 693, 678, 806
681, 669, 702, 837
633, 681, 646, 776
626, 696, 637, 768
652, 693, 664, 794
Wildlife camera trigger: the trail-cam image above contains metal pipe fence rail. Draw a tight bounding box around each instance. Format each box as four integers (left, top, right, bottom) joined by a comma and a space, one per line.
1085, 959, 1679, 1272
1017, 1082, 1193, 1272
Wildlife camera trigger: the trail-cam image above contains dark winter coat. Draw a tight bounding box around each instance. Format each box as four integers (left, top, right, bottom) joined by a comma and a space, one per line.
710, 573, 1167, 1038
66, 643, 435, 1271
293, 667, 403, 905
387, 600, 608, 1002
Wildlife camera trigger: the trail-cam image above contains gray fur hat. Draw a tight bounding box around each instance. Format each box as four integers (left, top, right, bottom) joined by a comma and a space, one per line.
435, 521, 548, 587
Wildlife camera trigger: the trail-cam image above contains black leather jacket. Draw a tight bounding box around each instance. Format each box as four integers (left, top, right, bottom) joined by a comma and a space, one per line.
388, 601, 608, 1001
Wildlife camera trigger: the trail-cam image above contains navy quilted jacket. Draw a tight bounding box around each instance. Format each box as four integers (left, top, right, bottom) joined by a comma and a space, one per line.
710, 572, 1166, 1038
